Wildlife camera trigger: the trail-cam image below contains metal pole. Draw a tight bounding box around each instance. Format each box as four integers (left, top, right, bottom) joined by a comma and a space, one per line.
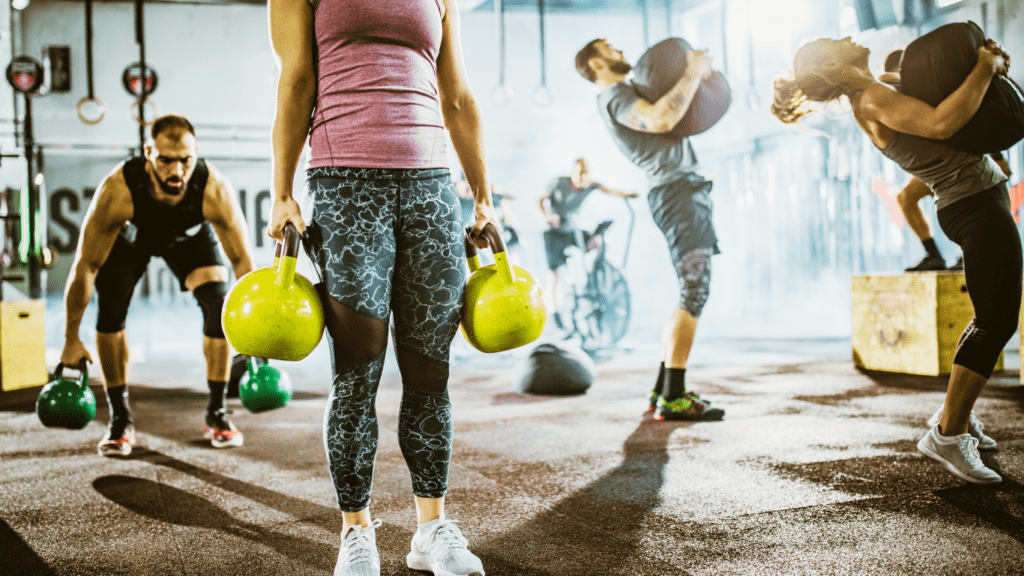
640, 0, 649, 48
135, 0, 146, 154
666, 0, 672, 36
720, 0, 728, 77
24, 95, 40, 299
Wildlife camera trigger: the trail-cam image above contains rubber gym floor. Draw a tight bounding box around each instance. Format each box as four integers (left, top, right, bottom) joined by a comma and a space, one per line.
3, 303, 1024, 576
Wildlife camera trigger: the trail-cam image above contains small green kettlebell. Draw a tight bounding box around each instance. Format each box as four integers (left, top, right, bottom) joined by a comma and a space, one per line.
239, 358, 293, 413
36, 361, 96, 429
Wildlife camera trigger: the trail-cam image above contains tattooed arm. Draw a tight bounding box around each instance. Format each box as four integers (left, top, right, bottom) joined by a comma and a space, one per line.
625, 50, 712, 134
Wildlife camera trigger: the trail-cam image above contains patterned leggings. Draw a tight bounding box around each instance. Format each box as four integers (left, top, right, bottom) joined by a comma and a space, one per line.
304, 167, 466, 512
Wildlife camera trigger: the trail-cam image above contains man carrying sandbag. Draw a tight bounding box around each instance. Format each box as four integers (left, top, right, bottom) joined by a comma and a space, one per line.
575, 38, 726, 421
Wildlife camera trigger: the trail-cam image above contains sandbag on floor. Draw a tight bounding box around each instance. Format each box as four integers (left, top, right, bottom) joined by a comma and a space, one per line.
514, 342, 596, 395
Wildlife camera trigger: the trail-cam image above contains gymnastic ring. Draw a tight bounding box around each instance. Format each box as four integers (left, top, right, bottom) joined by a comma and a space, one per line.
130, 96, 159, 126
76, 96, 106, 125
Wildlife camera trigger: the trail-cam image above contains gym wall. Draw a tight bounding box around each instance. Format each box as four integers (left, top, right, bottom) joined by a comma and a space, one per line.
8, 0, 1024, 340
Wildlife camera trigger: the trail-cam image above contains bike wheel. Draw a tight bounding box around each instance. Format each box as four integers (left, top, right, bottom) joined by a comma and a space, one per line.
589, 261, 630, 346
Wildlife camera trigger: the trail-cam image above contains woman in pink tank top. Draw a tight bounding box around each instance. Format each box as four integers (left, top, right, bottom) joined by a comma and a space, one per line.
267, 0, 498, 574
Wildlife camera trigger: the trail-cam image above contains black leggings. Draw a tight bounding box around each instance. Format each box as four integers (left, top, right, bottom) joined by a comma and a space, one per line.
304, 167, 465, 512
937, 183, 1023, 379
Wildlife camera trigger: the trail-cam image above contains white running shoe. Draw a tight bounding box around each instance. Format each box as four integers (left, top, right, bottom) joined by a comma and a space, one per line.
917, 425, 1001, 485
926, 408, 997, 450
98, 418, 135, 457
335, 519, 383, 576
407, 516, 485, 576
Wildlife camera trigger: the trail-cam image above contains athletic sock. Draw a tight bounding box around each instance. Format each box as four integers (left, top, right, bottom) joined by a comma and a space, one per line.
653, 362, 665, 395
663, 368, 687, 401
207, 380, 228, 414
922, 238, 942, 259
418, 517, 442, 536
105, 385, 131, 422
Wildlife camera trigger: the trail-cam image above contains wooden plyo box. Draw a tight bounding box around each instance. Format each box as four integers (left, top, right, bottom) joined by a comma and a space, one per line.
1, 300, 48, 391
852, 273, 1003, 376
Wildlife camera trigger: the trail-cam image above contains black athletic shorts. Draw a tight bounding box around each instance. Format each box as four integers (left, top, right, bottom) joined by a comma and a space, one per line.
543, 228, 591, 270
96, 222, 225, 294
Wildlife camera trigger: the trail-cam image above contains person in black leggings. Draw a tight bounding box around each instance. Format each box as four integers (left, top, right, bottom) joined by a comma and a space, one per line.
774, 36, 1019, 484
268, 0, 498, 573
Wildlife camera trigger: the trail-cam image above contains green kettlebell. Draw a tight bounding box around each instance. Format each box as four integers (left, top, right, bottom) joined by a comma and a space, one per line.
239, 357, 293, 413
221, 223, 325, 361
36, 361, 96, 429
460, 223, 546, 353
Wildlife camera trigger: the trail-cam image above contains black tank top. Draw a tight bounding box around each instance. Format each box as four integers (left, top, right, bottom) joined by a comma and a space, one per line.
120, 156, 210, 252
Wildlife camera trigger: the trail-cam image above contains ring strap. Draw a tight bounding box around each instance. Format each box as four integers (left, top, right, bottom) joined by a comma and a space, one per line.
85, 0, 94, 99
76, 96, 105, 125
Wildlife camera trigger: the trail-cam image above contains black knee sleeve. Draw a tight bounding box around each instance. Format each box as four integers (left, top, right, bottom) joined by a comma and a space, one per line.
96, 279, 135, 334
193, 282, 228, 339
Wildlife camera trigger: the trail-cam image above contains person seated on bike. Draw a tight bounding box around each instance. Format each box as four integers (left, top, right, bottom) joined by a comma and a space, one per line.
538, 157, 637, 330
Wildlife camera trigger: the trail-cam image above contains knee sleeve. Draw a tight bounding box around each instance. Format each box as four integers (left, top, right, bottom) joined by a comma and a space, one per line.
677, 248, 712, 318
96, 279, 135, 334
193, 281, 228, 339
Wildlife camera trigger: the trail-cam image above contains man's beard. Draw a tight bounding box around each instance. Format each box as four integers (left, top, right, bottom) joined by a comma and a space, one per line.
608, 59, 632, 75
157, 175, 185, 196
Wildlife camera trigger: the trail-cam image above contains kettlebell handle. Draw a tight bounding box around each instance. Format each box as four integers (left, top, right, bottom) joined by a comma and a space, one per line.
276, 223, 301, 288
273, 238, 284, 267
53, 360, 89, 387
282, 223, 301, 259
464, 223, 506, 258
464, 223, 515, 284
246, 357, 267, 377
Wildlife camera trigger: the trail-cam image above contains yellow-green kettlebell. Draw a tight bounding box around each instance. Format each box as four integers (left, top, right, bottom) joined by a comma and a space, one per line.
222, 223, 325, 361
460, 223, 546, 353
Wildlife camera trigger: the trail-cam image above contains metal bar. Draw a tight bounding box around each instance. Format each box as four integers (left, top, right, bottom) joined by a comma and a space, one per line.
640, 0, 649, 48
538, 0, 546, 86
496, 0, 505, 86
85, 0, 95, 98
136, 0, 146, 153
24, 97, 41, 299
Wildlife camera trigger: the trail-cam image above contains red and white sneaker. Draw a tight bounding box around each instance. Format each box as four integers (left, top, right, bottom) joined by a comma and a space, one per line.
98, 418, 136, 457
204, 410, 244, 449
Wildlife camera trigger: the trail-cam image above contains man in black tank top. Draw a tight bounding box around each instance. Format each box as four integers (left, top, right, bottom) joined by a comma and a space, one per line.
58, 115, 256, 457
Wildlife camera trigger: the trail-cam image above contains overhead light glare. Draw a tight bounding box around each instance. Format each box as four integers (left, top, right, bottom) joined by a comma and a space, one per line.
935, 0, 965, 7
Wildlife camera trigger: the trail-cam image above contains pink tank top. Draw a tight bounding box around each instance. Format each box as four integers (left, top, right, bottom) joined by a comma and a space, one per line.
309, 0, 448, 169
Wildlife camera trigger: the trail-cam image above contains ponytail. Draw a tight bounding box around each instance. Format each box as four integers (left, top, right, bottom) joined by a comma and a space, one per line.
772, 40, 874, 125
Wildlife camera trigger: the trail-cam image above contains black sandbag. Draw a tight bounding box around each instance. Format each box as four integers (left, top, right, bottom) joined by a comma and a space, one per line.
631, 37, 732, 138
900, 21, 1024, 154
515, 342, 596, 395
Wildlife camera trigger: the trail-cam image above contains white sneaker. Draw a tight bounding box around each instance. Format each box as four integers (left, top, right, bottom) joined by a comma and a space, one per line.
917, 425, 1001, 485
407, 516, 485, 576
335, 519, 383, 576
927, 408, 997, 450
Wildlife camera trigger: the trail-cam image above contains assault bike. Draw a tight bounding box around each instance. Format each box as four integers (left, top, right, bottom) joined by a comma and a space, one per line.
556, 197, 635, 354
